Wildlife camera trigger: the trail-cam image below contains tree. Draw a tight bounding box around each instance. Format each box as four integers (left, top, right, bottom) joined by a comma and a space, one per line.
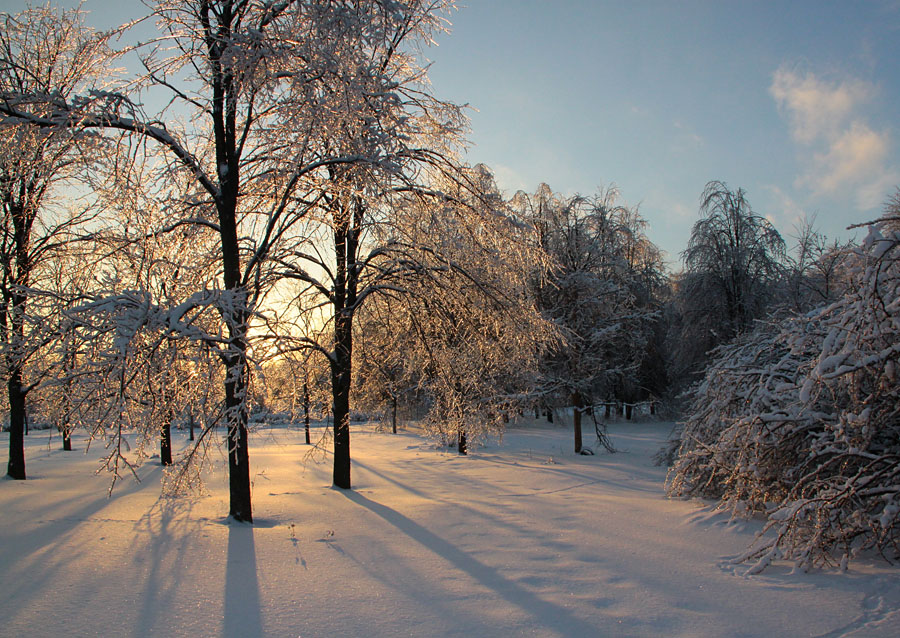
0, 5, 111, 479
389, 170, 553, 454
785, 216, 849, 313
3, 0, 462, 518
676, 181, 786, 379
353, 297, 416, 435
668, 191, 900, 571
518, 185, 658, 453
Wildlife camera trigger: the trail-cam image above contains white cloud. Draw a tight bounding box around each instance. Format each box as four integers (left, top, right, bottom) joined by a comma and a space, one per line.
770, 66, 897, 210
770, 68, 872, 144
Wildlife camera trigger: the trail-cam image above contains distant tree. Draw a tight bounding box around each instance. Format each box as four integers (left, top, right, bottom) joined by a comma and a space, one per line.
353, 297, 416, 435
264, 348, 330, 445
518, 185, 658, 453
785, 216, 850, 312
676, 180, 786, 380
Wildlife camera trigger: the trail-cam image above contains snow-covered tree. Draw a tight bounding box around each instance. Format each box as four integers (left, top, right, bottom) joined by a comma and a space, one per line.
2, 0, 464, 518
784, 216, 850, 313
668, 194, 900, 570
517, 185, 659, 453
392, 170, 554, 454
0, 5, 113, 479
353, 296, 417, 435
675, 181, 786, 382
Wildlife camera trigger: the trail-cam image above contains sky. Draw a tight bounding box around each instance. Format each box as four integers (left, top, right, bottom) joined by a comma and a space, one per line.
7, 0, 900, 264
425, 1, 900, 263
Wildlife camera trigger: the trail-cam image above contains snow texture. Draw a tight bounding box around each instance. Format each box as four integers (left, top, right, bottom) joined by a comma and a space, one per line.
2, 420, 898, 637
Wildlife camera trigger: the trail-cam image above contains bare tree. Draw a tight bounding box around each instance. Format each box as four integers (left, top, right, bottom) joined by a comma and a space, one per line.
785, 216, 850, 312
518, 185, 658, 453
0, 5, 111, 479
676, 180, 786, 381
2, 0, 464, 518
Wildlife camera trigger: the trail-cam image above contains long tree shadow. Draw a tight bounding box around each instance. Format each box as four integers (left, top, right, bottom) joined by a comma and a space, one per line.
343, 491, 600, 635
132, 498, 204, 636
223, 523, 263, 638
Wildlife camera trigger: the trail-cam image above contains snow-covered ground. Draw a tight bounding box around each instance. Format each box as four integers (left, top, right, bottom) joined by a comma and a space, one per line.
1, 419, 898, 638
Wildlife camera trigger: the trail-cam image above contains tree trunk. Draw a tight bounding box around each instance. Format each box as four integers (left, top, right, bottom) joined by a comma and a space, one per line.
329, 192, 363, 490
458, 428, 468, 456
225, 345, 252, 522
189, 411, 195, 442
625, 403, 633, 420
572, 391, 583, 454
391, 395, 397, 434
303, 381, 311, 445
331, 313, 353, 489
160, 413, 173, 466
605, 402, 611, 418
6, 367, 26, 480
62, 425, 72, 451
545, 408, 553, 423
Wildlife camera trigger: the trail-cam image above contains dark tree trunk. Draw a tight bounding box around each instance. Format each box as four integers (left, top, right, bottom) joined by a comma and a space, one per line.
605, 402, 611, 418
572, 391, 584, 454
650, 401, 656, 416
457, 429, 467, 456
303, 380, 311, 445
189, 411, 195, 441
329, 193, 363, 490
625, 403, 633, 420
545, 409, 553, 423
208, 3, 252, 523
5, 281, 29, 479
391, 395, 397, 434
534, 405, 539, 419
160, 414, 173, 466
62, 340, 74, 451
225, 345, 252, 522
331, 314, 352, 489
6, 367, 26, 480
222, 330, 252, 520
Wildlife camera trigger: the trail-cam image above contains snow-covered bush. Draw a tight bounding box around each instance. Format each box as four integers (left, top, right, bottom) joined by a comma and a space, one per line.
668, 211, 900, 571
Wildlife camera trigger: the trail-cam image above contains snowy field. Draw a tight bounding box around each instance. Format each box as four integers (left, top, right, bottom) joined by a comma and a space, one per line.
1, 420, 899, 638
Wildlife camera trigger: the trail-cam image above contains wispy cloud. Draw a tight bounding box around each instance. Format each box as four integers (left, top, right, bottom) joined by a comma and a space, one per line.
672, 120, 704, 151
770, 66, 898, 210
489, 163, 531, 195
770, 68, 872, 143
764, 184, 809, 231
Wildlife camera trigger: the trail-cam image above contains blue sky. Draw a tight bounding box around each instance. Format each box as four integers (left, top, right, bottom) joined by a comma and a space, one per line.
427, 1, 900, 262
14, 0, 900, 263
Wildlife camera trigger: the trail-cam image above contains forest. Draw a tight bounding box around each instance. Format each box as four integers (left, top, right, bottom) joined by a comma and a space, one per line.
1, 0, 898, 586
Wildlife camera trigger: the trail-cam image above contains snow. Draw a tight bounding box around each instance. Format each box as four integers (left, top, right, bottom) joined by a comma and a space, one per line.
2, 420, 899, 638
